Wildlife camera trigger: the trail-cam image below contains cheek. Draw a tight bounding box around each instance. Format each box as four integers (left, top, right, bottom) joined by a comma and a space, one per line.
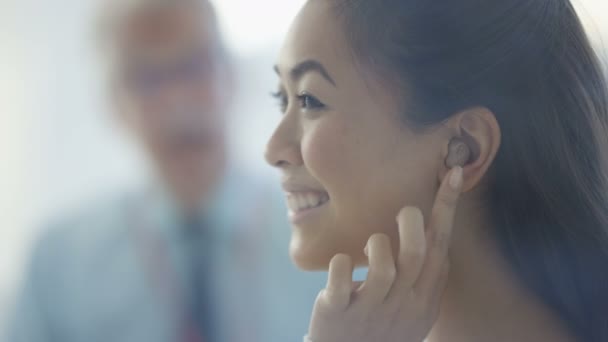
301, 115, 376, 207
194, 83, 221, 107
298, 116, 391, 255
298, 117, 370, 257
302, 114, 414, 206
298, 114, 439, 265
301, 117, 352, 180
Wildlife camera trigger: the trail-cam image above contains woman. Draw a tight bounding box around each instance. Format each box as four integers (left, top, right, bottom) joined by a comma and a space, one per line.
265, 0, 608, 341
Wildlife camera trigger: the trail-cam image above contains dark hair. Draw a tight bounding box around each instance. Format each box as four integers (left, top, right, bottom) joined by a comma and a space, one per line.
334, 0, 608, 340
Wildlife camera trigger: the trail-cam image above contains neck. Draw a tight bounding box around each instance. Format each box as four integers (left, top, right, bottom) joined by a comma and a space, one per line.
427, 201, 577, 342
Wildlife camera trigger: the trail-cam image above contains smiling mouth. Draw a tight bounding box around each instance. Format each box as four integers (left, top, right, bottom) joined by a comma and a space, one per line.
286, 191, 330, 214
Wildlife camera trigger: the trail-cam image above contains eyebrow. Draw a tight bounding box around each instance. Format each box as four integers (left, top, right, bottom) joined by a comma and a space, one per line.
274, 59, 337, 87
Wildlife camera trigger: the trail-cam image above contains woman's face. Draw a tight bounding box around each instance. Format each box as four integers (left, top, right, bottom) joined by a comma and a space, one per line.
266, 0, 447, 270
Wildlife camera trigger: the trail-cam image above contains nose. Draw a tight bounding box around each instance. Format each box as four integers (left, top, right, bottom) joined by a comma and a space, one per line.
264, 115, 303, 168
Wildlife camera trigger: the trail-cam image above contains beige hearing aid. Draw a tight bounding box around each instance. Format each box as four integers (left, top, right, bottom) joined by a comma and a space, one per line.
445, 137, 471, 168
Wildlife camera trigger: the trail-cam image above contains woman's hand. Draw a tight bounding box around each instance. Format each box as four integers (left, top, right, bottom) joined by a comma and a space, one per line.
307, 167, 463, 342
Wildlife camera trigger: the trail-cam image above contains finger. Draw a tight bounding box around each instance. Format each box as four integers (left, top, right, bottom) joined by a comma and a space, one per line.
432, 261, 450, 301
321, 253, 354, 311
420, 260, 450, 313
394, 206, 427, 289
357, 234, 396, 305
352, 280, 364, 292
427, 166, 463, 253
415, 166, 462, 293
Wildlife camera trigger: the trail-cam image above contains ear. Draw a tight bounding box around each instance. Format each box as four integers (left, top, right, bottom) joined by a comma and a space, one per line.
438, 107, 501, 192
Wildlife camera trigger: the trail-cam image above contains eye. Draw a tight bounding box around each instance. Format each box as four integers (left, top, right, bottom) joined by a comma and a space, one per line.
297, 93, 326, 111
271, 90, 288, 113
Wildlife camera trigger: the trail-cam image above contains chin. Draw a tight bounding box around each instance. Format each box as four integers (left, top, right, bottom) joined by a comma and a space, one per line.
288, 235, 334, 271
289, 248, 329, 271
288, 230, 368, 271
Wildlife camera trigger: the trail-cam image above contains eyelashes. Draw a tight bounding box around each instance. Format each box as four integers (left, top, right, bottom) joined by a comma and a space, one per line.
271, 90, 327, 114
271, 91, 288, 113
299, 93, 325, 110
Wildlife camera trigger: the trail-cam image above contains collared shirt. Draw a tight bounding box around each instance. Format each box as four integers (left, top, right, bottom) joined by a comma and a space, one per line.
6, 171, 326, 342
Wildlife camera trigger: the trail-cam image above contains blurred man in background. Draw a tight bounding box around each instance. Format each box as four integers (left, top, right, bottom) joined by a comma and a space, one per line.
6, 0, 323, 341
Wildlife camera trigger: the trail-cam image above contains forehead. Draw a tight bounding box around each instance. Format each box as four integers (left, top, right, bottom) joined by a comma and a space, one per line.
276, 0, 403, 118
117, 3, 217, 61
277, 0, 349, 78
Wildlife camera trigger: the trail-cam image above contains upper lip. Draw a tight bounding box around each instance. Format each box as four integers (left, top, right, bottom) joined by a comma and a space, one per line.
281, 181, 327, 194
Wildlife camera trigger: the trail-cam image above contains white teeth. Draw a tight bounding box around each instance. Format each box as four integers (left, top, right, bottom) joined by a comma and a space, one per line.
297, 196, 306, 210
306, 193, 316, 208
286, 192, 329, 213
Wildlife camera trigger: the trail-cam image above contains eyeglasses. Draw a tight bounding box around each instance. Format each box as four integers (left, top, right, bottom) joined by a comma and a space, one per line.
122, 49, 220, 97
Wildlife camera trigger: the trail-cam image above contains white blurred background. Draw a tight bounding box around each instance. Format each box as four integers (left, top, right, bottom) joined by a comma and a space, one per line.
0, 0, 606, 335
0, 0, 307, 333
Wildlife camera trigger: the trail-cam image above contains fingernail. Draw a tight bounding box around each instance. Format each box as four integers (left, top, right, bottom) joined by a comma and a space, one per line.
364, 244, 369, 256
449, 166, 463, 190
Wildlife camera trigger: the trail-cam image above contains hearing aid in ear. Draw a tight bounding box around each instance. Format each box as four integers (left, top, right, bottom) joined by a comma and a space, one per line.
445, 138, 471, 168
